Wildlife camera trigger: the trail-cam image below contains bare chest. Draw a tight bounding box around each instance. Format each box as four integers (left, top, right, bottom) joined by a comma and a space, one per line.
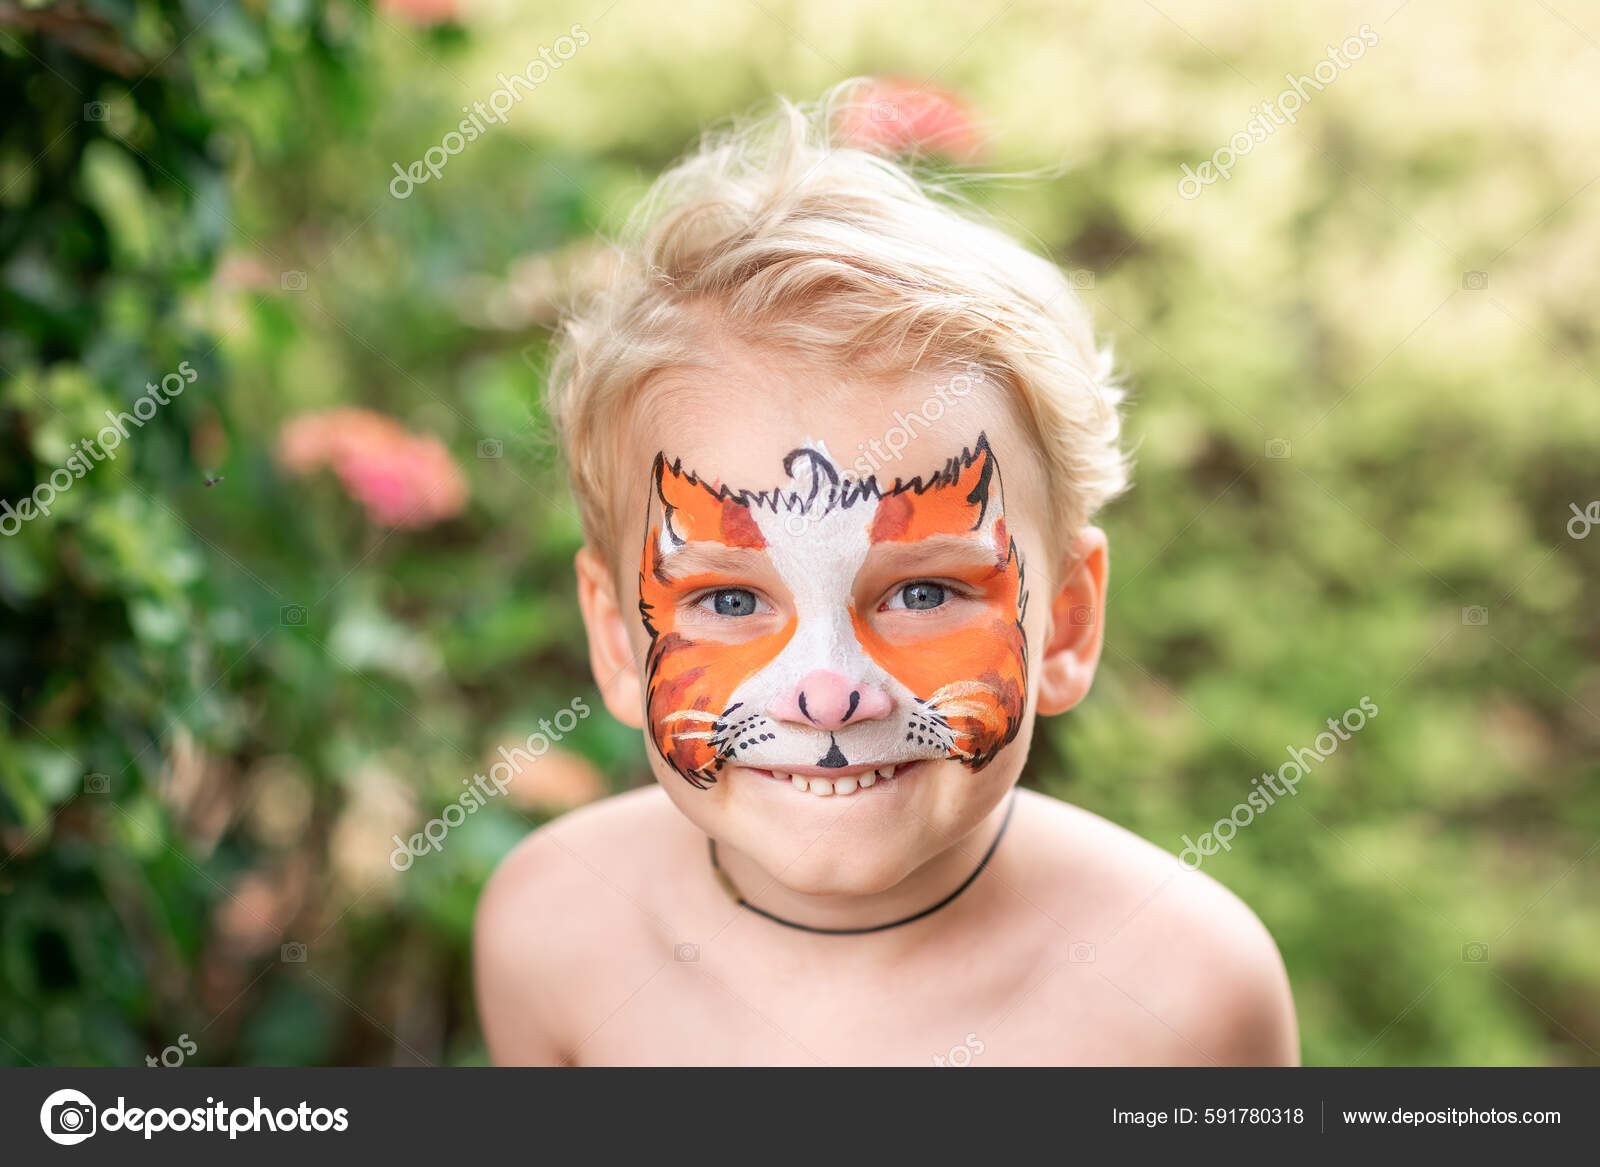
563, 932, 1186, 1066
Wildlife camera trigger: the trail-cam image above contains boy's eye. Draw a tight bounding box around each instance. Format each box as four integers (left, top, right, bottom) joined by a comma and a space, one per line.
889, 581, 947, 611
701, 588, 760, 617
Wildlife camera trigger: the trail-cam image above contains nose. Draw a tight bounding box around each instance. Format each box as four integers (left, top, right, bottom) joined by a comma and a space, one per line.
768, 669, 892, 731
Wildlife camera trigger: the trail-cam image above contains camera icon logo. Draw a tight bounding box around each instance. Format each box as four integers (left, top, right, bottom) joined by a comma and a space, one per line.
1069, 604, 1095, 627
281, 941, 308, 962
1265, 438, 1292, 459
871, 100, 899, 123
782, 511, 817, 539
1462, 941, 1489, 963
1461, 605, 1489, 626
40, 1088, 97, 1145
83, 772, 110, 794
1069, 942, 1096, 963
83, 102, 109, 121
1461, 270, 1489, 291
874, 769, 907, 798
280, 270, 308, 292
673, 942, 699, 962
1068, 269, 1096, 290
280, 604, 308, 626
477, 438, 503, 460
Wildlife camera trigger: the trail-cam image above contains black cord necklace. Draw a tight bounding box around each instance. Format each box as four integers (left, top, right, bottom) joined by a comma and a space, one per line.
707, 790, 1018, 935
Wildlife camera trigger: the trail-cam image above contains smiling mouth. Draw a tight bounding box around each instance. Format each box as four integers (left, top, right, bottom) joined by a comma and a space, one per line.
748, 761, 914, 798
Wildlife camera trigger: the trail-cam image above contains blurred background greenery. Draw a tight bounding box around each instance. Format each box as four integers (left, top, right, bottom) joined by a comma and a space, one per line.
1, 0, 1596, 1066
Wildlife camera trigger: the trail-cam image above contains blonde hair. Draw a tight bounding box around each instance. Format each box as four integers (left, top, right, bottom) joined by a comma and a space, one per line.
547, 80, 1129, 561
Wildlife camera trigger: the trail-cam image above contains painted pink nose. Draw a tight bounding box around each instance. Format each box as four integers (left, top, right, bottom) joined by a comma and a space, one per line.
768, 670, 892, 731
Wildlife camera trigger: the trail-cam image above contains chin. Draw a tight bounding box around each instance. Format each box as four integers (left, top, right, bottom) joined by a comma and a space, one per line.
728, 758, 984, 894
656, 752, 1016, 896
753, 841, 923, 898
723, 799, 936, 897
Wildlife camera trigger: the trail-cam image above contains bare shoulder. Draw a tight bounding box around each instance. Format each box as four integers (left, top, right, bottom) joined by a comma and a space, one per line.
476, 784, 684, 951
1004, 789, 1299, 1065
473, 785, 693, 1064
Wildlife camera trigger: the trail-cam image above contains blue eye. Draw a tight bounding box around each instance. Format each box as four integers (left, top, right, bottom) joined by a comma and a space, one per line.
898, 582, 946, 611
705, 589, 759, 617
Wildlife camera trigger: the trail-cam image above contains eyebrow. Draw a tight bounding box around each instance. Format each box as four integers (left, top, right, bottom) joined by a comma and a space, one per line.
862, 533, 999, 574
655, 541, 771, 580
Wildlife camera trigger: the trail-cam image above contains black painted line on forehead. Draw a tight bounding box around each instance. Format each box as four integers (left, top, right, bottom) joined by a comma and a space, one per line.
649, 432, 1004, 525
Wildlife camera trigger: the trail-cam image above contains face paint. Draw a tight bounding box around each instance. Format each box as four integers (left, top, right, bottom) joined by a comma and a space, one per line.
638, 433, 1029, 789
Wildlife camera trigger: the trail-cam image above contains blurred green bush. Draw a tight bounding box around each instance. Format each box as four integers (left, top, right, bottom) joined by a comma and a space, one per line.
1, 0, 1595, 1066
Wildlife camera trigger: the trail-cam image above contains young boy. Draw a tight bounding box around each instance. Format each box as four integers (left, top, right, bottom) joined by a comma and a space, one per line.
474, 87, 1298, 1066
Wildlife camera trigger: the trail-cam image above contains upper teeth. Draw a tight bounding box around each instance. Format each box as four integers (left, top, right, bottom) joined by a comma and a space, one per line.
777, 766, 896, 798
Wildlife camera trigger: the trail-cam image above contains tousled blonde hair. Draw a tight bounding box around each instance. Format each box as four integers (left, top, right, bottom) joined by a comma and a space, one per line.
546, 80, 1129, 562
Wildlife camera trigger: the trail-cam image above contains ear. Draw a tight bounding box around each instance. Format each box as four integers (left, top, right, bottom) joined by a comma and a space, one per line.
1035, 526, 1108, 717
574, 545, 645, 729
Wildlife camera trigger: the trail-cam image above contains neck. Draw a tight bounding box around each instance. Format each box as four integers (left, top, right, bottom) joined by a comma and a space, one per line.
710, 792, 1017, 937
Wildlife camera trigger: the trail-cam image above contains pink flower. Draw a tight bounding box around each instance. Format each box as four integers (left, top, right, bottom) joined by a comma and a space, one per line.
278, 408, 467, 528
212, 254, 276, 292
836, 78, 983, 161
376, 0, 457, 27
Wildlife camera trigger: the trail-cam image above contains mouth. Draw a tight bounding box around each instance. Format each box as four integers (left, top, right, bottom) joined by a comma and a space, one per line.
747, 761, 919, 799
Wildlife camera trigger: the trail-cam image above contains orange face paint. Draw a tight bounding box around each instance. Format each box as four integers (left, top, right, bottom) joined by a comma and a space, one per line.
637, 437, 1029, 787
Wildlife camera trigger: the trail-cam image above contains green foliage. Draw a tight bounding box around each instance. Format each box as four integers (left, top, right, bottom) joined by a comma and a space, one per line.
1, 0, 1595, 1066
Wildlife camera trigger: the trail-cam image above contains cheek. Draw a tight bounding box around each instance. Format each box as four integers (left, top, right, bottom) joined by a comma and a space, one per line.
643, 621, 796, 783
942, 617, 1029, 761
852, 606, 1028, 769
